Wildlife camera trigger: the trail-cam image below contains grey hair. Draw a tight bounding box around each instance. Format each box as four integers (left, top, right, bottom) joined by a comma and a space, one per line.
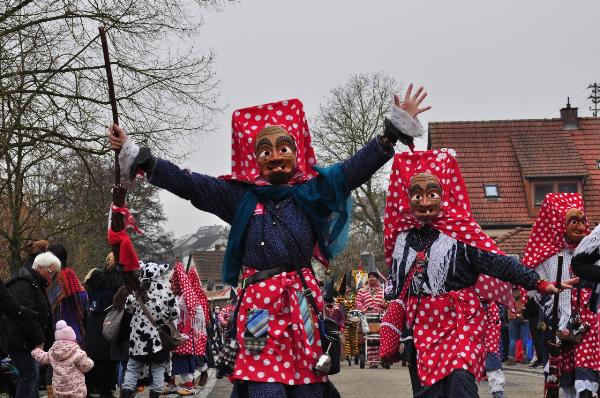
32, 252, 61, 271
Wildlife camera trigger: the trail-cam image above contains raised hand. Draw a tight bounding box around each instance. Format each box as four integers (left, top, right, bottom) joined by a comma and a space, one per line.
107, 123, 128, 150
394, 83, 432, 119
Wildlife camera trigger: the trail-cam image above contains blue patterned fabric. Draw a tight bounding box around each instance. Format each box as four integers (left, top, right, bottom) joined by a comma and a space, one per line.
230, 381, 325, 398
246, 309, 269, 338
222, 163, 351, 286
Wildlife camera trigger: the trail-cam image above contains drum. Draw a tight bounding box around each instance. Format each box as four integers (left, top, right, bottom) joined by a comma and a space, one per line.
366, 313, 382, 334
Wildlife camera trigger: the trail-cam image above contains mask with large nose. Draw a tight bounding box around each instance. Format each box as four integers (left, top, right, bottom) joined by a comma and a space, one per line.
565, 208, 587, 244
255, 126, 297, 185
409, 172, 442, 223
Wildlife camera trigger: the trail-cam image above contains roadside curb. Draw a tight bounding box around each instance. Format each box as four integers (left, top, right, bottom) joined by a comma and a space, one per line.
503, 366, 544, 377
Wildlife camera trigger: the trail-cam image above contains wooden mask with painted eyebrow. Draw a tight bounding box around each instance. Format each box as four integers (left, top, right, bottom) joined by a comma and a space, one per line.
565, 208, 587, 244
409, 172, 442, 222
254, 126, 297, 185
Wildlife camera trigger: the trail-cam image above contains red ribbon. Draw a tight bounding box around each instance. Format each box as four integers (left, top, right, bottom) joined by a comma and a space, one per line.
107, 228, 140, 272
111, 205, 143, 234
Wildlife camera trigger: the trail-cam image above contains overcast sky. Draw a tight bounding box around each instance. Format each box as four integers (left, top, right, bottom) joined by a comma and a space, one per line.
159, 0, 600, 237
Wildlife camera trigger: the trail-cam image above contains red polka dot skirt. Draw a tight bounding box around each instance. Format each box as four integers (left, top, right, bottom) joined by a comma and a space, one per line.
483, 301, 501, 356
232, 268, 328, 385
559, 288, 600, 374
409, 288, 485, 387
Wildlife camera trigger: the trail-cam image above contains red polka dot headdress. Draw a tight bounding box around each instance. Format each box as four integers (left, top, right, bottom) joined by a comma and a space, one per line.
383, 149, 512, 305
522, 193, 587, 268
219, 99, 318, 184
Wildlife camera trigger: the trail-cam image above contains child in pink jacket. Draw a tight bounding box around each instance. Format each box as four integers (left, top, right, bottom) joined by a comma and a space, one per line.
31, 320, 94, 398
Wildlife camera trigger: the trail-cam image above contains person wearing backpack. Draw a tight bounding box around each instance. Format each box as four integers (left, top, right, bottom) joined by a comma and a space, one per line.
84, 252, 124, 398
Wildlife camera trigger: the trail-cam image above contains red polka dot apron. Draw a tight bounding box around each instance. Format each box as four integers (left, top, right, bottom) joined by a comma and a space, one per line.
383, 149, 513, 307
407, 287, 485, 387
483, 301, 501, 356
232, 268, 328, 385
559, 288, 600, 373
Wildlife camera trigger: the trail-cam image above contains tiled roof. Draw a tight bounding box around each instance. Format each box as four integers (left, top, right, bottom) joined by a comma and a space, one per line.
192, 250, 225, 282
511, 132, 587, 178
429, 117, 600, 227
495, 227, 532, 259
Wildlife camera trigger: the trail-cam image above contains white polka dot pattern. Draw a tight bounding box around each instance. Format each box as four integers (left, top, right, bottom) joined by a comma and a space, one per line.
522, 193, 587, 268
383, 149, 512, 306
220, 99, 318, 184
232, 268, 326, 385
408, 288, 485, 386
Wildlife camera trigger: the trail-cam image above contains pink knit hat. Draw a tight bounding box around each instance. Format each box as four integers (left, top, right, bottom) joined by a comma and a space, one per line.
54, 320, 76, 342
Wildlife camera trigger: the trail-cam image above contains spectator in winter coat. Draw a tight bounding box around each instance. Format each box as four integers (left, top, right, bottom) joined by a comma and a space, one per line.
31, 320, 94, 398
2, 251, 60, 398
84, 252, 124, 398
120, 261, 179, 398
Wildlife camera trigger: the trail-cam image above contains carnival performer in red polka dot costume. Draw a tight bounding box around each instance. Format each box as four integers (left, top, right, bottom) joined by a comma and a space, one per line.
378, 149, 577, 397
107, 84, 431, 398
523, 193, 599, 398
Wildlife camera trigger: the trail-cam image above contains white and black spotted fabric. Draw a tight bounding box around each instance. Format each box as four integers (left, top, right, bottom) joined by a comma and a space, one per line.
125, 261, 179, 356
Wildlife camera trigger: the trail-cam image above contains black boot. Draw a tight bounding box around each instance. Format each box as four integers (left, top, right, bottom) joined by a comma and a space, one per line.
119, 390, 134, 398
579, 390, 593, 398
148, 391, 161, 398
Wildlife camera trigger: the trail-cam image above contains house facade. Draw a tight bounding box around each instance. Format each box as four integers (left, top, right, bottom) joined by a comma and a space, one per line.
428, 104, 600, 258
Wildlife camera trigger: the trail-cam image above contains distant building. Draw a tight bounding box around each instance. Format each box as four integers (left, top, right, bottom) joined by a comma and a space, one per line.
429, 103, 600, 258
172, 224, 229, 261
191, 246, 227, 293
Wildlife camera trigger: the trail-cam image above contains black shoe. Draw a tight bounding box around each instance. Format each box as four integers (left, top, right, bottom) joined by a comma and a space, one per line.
119, 390, 134, 398
149, 391, 161, 398
529, 361, 543, 368
579, 390, 593, 398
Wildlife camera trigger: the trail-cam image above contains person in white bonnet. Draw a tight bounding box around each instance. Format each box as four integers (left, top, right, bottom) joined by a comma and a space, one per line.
31, 320, 94, 398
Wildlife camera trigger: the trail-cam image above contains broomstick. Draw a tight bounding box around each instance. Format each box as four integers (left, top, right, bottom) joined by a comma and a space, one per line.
544, 255, 563, 398
185, 251, 193, 273
99, 26, 142, 296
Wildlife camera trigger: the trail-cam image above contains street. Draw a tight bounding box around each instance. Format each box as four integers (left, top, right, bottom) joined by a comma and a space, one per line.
206, 362, 545, 398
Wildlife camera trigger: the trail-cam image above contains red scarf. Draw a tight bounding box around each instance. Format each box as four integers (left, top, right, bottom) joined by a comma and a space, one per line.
383, 149, 512, 306
219, 99, 318, 185
523, 192, 588, 268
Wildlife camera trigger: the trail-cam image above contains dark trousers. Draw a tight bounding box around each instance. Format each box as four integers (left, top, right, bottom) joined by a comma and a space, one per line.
230, 381, 325, 398
9, 350, 39, 398
408, 365, 478, 398
500, 324, 509, 360
86, 359, 118, 394
528, 316, 543, 362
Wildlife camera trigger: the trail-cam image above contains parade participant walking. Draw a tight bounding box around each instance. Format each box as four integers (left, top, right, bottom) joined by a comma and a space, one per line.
107, 84, 429, 397
164, 262, 210, 395
482, 300, 507, 398
379, 148, 575, 397
323, 279, 344, 330
355, 252, 386, 315
120, 261, 179, 398
338, 274, 360, 366
31, 320, 94, 398
355, 252, 386, 368
522, 193, 598, 398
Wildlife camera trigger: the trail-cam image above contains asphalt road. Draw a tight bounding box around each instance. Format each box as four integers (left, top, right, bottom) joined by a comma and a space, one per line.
205, 362, 545, 398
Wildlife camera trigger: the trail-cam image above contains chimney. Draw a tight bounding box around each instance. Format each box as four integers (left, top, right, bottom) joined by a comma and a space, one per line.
560, 97, 579, 130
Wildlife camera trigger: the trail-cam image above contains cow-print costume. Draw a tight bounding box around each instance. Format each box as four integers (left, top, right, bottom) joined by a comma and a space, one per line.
125, 261, 179, 356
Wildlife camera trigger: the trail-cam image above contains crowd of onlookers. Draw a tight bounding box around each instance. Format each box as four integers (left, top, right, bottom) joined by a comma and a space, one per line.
0, 240, 233, 398
498, 286, 545, 368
